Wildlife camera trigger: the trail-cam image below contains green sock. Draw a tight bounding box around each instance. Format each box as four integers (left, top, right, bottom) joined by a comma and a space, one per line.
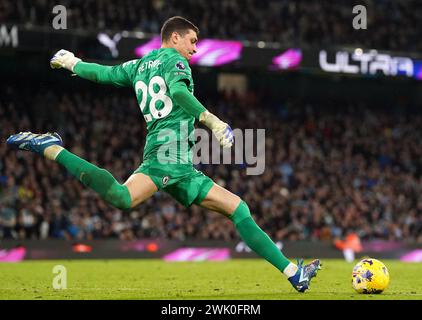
230, 200, 291, 272
55, 149, 132, 209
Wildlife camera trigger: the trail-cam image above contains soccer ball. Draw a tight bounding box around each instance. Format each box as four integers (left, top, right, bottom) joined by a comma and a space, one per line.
351, 258, 390, 294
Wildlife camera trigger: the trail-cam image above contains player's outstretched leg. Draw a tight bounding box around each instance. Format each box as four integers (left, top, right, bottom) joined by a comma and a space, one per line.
6, 131, 136, 209
199, 183, 322, 293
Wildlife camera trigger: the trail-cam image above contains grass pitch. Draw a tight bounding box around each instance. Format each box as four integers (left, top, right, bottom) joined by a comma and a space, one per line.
0, 259, 421, 300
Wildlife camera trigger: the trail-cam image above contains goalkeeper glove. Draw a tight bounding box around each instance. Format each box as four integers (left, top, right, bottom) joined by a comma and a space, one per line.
199, 111, 234, 148
50, 49, 81, 72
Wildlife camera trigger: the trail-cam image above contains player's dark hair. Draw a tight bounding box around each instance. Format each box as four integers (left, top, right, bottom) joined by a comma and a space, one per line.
161, 16, 199, 42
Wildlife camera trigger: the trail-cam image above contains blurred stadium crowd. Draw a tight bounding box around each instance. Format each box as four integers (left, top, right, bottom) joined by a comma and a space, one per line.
1, 0, 421, 52
1, 83, 421, 243
1, 0, 421, 244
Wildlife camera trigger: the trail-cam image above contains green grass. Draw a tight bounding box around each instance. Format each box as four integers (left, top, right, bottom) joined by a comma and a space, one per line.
0, 259, 421, 300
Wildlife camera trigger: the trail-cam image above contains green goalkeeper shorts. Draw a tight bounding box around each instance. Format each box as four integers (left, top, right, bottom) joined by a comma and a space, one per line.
134, 161, 214, 207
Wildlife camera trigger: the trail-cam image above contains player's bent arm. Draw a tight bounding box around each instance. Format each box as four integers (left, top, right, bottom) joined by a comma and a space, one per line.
169, 80, 234, 148
170, 80, 206, 119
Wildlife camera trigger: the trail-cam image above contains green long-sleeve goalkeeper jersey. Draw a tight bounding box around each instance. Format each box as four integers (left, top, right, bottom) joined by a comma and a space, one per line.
74, 48, 206, 165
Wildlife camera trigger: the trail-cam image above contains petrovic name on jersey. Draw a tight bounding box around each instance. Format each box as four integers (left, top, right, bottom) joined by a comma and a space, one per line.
138, 59, 162, 73
122, 59, 162, 74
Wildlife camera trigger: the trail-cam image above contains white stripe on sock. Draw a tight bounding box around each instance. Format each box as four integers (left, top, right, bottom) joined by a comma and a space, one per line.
283, 262, 298, 278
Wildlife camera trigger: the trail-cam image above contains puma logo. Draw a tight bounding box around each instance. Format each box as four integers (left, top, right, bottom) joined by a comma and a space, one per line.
97, 32, 122, 58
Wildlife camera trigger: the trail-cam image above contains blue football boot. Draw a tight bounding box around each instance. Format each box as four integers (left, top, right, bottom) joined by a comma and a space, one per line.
288, 259, 322, 293
6, 132, 63, 156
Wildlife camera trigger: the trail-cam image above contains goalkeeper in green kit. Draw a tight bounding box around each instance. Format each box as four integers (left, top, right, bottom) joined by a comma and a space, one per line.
6, 16, 321, 292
